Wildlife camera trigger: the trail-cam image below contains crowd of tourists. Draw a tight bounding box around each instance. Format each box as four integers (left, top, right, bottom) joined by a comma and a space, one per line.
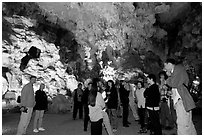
16, 58, 197, 135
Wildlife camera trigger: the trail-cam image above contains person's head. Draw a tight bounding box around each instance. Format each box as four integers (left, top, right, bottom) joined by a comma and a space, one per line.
164, 58, 176, 73
107, 80, 114, 88
92, 78, 101, 88
30, 75, 37, 84
159, 71, 168, 81
122, 80, 126, 86
39, 83, 45, 90
97, 81, 102, 87
147, 74, 156, 85
78, 83, 82, 89
137, 81, 144, 89
88, 82, 92, 90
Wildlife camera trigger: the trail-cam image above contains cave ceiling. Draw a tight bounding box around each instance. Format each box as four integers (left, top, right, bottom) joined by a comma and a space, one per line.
2, 2, 202, 82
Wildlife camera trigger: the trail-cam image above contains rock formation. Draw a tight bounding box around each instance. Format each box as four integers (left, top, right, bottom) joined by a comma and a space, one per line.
2, 2, 202, 111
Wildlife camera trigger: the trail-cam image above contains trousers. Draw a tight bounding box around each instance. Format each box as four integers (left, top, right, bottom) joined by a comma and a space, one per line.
73, 101, 83, 119
129, 97, 139, 120
175, 99, 197, 135
122, 103, 129, 125
33, 110, 45, 129
16, 107, 33, 135
107, 108, 118, 129
147, 109, 162, 135
91, 119, 103, 135
83, 105, 89, 130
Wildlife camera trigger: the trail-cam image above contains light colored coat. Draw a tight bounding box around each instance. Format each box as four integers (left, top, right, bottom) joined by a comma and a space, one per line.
166, 64, 196, 112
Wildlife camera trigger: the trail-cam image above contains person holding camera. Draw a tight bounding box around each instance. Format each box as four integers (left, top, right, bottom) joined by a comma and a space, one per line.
16, 75, 36, 135
164, 58, 196, 135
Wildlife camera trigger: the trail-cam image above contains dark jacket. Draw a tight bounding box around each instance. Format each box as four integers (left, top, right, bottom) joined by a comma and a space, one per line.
34, 90, 48, 110
73, 88, 83, 103
106, 87, 118, 109
144, 84, 160, 108
82, 88, 90, 105
119, 85, 130, 105
166, 64, 196, 112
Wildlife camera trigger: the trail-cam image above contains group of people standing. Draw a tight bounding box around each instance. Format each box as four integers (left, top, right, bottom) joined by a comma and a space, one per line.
72, 58, 197, 135
16, 58, 197, 135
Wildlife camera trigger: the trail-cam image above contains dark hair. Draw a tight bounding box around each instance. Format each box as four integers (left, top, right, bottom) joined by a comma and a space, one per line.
147, 74, 156, 83
158, 71, 168, 80
88, 82, 93, 86
78, 83, 82, 87
165, 58, 176, 65
88, 78, 101, 107
88, 84, 98, 107
136, 81, 144, 87
30, 75, 36, 80
107, 80, 115, 87
92, 78, 100, 87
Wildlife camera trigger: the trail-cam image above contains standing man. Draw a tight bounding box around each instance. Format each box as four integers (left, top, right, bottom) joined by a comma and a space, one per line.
164, 58, 197, 135
73, 83, 84, 120
119, 80, 130, 127
144, 74, 162, 135
82, 82, 92, 131
129, 83, 139, 121
17, 75, 37, 135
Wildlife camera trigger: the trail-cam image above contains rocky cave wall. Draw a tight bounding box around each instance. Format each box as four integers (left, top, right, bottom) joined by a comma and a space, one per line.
2, 2, 202, 98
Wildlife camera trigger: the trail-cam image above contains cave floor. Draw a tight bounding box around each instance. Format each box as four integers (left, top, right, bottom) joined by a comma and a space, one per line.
2, 109, 202, 135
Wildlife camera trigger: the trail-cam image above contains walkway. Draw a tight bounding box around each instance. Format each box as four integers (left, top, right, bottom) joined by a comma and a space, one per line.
2, 110, 202, 135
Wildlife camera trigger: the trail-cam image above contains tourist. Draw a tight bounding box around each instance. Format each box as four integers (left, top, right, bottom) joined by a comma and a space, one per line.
129, 83, 139, 121
115, 80, 123, 118
119, 80, 130, 127
144, 74, 162, 135
82, 82, 92, 131
105, 80, 118, 132
135, 81, 147, 133
115, 80, 122, 118
164, 58, 197, 135
72, 83, 84, 120
158, 71, 174, 130
95, 78, 113, 135
88, 79, 105, 135
33, 83, 48, 133
16, 75, 36, 135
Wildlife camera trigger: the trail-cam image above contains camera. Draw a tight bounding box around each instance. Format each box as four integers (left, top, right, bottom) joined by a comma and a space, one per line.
20, 106, 28, 113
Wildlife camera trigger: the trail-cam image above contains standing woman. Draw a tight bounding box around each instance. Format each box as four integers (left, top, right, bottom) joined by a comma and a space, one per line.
88, 79, 105, 135
106, 80, 118, 132
33, 83, 48, 133
135, 81, 147, 133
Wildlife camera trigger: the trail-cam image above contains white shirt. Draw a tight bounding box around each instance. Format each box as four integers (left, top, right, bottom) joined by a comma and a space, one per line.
135, 88, 146, 108
89, 92, 105, 122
